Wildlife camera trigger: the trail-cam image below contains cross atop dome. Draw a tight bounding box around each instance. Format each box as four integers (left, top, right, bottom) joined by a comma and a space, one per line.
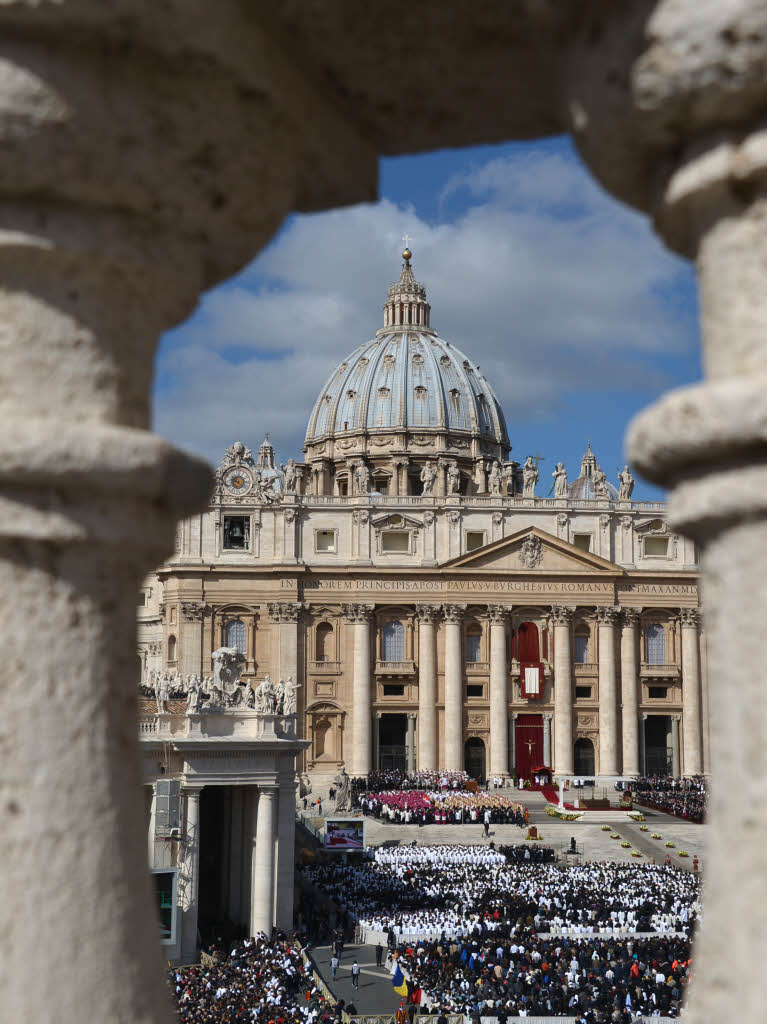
383, 247, 432, 332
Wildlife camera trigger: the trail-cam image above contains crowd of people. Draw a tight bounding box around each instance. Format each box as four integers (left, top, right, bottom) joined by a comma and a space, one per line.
301, 844, 701, 944
392, 930, 694, 1018
357, 790, 527, 828
168, 936, 337, 1023
629, 775, 708, 823
352, 769, 471, 794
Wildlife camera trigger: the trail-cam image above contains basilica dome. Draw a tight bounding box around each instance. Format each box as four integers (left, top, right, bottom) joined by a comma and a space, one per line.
567, 442, 619, 501
305, 252, 510, 455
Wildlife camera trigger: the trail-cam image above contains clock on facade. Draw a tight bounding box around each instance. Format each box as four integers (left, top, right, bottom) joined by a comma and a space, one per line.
224, 468, 252, 494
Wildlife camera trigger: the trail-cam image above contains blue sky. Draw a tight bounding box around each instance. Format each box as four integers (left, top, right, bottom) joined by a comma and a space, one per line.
154, 135, 700, 501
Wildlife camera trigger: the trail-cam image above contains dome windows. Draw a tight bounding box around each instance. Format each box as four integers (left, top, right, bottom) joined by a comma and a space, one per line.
449, 388, 461, 416
383, 354, 396, 370
412, 354, 424, 366
346, 389, 357, 400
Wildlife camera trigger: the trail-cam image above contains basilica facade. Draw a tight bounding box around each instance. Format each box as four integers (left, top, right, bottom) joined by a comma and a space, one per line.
139, 252, 707, 787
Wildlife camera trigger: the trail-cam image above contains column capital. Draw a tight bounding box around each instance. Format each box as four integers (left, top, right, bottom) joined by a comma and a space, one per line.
181, 602, 210, 622
678, 607, 701, 629
342, 602, 375, 623
257, 784, 279, 797
407, 712, 417, 721
620, 606, 642, 627
415, 603, 441, 624
543, 712, 553, 722
550, 605, 574, 626
267, 601, 304, 624
594, 604, 621, 626
441, 603, 467, 623
486, 603, 509, 623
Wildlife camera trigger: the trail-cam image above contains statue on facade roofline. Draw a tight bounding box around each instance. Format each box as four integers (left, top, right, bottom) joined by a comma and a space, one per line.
210, 646, 247, 707
552, 461, 568, 498
592, 463, 608, 498
284, 676, 302, 715
488, 460, 503, 495
281, 457, 297, 494
446, 460, 460, 496
522, 456, 538, 497
420, 460, 437, 495
618, 464, 635, 500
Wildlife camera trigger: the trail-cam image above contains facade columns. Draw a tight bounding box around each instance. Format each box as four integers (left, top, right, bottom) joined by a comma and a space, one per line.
406, 713, 416, 772
619, 608, 641, 777
543, 714, 552, 768
488, 605, 509, 777
596, 606, 620, 777
250, 786, 277, 938
551, 606, 574, 776
670, 715, 681, 777
267, 601, 303, 688
679, 608, 703, 777
416, 605, 439, 771
344, 604, 374, 776
275, 763, 297, 933
180, 787, 202, 962
442, 604, 466, 771
510, 713, 518, 778
147, 783, 157, 868
639, 715, 648, 776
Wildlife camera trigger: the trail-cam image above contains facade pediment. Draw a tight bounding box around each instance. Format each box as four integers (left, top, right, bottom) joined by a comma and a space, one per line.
441, 526, 624, 574
370, 512, 424, 530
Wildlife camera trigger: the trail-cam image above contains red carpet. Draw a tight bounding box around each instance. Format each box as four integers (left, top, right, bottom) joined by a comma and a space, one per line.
541, 785, 580, 811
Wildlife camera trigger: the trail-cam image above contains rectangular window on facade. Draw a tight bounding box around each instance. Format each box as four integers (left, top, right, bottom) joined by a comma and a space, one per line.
381, 531, 409, 553
138, 591, 147, 607
644, 536, 669, 557
573, 534, 592, 551
382, 684, 405, 697
315, 530, 336, 553
575, 685, 592, 699
466, 531, 484, 552
223, 515, 249, 550
466, 684, 484, 698
648, 686, 668, 699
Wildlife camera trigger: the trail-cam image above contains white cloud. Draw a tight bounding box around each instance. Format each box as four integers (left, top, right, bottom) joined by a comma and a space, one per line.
153, 146, 696, 468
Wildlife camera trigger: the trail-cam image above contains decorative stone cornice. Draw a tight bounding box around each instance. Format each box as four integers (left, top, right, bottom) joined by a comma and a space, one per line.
342, 602, 375, 624
267, 601, 303, 624
415, 603, 440, 624
441, 603, 466, 623
486, 604, 508, 624
678, 607, 701, 629
594, 605, 621, 626
550, 605, 574, 626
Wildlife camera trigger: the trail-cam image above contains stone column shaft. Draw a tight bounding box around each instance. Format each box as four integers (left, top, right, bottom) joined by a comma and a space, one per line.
180, 788, 202, 961
147, 784, 157, 869
345, 604, 374, 776
543, 714, 552, 768
620, 610, 641, 777
552, 607, 574, 776
488, 606, 509, 777
416, 607, 439, 771
670, 716, 681, 777
275, 770, 297, 933
406, 713, 416, 772
680, 610, 702, 776
596, 607, 620, 777
509, 714, 517, 777
251, 787, 277, 938
442, 604, 466, 771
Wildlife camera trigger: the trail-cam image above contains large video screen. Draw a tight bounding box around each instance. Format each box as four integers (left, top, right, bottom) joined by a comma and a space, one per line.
324, 818, 365, 851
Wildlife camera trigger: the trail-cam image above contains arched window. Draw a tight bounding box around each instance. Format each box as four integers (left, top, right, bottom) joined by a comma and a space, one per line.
316, 622, 333, 662
167, 635, 176, 662
225, 618, 246, 652
646, 623, 666, 664
382, 620, 405, 661
465, 624, 482, 663
573, 630, 589, 664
